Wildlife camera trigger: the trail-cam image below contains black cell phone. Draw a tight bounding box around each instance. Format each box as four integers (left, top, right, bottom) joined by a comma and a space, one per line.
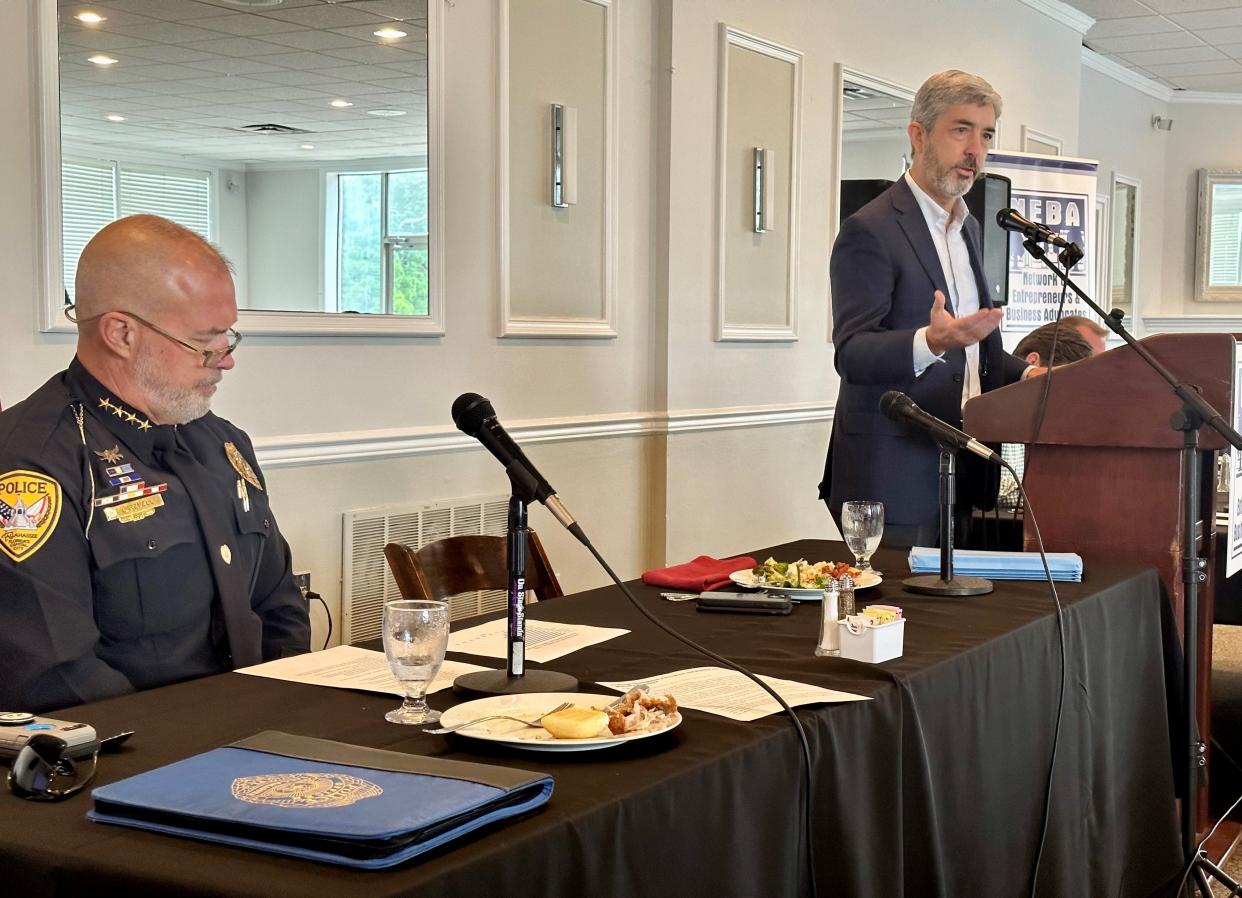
696, 591, 793, 615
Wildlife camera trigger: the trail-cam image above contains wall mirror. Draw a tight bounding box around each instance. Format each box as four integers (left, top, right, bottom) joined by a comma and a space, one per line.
1195, 169, 1242, 303
1109, 174, 1139, 312
40, 0, 443, 335
834, 68, 913, 232
829, 67, 913, 339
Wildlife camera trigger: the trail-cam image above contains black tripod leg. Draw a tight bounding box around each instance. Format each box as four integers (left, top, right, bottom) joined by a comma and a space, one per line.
1199, 855, 1242, 895
1191, 862, 1215, 897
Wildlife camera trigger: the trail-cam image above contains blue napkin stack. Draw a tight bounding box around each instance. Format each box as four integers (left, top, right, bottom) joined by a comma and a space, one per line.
908, 547, 1083, 581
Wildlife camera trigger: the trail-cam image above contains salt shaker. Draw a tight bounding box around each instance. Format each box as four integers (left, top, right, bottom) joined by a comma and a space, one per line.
816, 578, 841, 657
838, 574, 856, 619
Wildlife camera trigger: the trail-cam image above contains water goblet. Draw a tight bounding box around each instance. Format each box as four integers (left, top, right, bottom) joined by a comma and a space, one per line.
382, 599, 449, 725
841, 500, 884, 573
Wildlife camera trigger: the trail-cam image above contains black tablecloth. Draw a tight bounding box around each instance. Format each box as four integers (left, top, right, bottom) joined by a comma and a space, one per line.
0, 541, 1183, 897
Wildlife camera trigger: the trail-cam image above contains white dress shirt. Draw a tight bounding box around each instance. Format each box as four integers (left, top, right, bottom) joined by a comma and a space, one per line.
905, 171, 982, 407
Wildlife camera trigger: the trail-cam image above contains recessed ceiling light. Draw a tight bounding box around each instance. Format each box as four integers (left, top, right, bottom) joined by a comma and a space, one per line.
106, 114, 126, 122
75, 12, 106, 25
88, 54, 118, 66
367, 108, 406, 117
374, 27, 407, 39
214, 0, 286, 7
330, 99, 353, 108
299, 144, 315, 150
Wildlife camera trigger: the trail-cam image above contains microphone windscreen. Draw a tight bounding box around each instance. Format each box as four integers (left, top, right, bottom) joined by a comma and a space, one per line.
451, 393, 495, 436
996, 208, 1014, 228
878, 390, 910, 418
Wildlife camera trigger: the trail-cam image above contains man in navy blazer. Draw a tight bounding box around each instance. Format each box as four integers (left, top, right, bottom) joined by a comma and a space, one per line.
820, 70, 1032, 546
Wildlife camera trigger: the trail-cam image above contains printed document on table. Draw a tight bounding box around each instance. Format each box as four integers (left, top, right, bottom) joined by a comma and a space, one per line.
448, 619, 630, 663
597, 666, 871, 721
235, 645, 491, 696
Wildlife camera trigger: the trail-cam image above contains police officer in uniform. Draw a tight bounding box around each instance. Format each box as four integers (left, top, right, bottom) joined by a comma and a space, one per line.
0, 215, 309, 712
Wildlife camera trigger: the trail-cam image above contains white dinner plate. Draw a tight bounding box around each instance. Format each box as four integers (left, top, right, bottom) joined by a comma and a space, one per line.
728, 568, 882, 598
435, 692, 682, 753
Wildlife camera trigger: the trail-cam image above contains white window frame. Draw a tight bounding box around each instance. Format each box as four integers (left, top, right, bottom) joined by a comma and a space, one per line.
33, 0, 445, 337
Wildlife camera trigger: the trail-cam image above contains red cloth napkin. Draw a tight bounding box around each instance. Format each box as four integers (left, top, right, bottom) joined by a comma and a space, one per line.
642, 555, 756, 592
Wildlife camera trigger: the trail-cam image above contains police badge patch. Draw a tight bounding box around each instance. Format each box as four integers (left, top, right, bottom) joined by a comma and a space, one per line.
0, 470, 63, 563
231, 773, 383, 809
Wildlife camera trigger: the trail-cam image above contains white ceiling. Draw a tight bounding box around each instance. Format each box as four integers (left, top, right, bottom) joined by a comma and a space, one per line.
841, 86, 912, 143
1063, 0, 1242, 92
57, 0, 428, 166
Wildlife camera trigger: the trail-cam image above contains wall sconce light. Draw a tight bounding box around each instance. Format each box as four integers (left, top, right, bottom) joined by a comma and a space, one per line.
753, 147, 774, 233
551, 104, 578, 207
1152, 115, 1174, 132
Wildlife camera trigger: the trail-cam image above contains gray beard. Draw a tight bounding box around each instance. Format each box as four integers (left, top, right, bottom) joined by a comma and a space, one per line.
133, 350, 217, 425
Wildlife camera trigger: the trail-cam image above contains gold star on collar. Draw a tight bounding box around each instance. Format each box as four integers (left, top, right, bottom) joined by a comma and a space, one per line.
94, 445, 123, 464
97, 396, 152, 432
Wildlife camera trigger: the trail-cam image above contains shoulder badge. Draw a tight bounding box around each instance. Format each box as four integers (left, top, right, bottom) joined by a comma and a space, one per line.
224, 442, 263, 491
0, 470, 63, 563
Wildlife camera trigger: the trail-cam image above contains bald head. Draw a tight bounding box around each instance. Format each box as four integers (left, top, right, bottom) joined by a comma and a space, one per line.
72, 215, 239, 425
75, 215, 232, 322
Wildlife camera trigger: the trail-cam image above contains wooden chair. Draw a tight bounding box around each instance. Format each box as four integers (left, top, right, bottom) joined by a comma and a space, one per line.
383, 532, 564, 603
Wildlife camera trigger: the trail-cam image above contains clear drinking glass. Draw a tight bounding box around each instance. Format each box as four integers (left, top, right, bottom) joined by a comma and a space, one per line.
841, 500, 884, 572
382, 599, 449, 725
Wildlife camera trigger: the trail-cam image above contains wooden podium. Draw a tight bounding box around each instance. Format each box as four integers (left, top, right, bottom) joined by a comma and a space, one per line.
965, 332, 1237, 836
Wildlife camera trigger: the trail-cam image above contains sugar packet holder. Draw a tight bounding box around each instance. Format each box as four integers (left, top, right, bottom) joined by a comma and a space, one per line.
839, 605, 905, 664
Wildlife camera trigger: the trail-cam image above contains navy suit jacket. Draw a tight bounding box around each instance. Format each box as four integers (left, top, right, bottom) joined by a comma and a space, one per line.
820, 177, 1027, 528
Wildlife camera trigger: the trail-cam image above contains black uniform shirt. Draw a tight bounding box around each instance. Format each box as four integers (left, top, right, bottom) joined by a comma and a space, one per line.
0, 358, 309, 712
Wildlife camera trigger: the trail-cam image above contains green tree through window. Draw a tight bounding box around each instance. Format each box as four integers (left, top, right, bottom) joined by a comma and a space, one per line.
337, 169, 428, 315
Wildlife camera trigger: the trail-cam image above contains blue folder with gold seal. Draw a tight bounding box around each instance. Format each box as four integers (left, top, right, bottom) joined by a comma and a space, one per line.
86, 731, 554, 868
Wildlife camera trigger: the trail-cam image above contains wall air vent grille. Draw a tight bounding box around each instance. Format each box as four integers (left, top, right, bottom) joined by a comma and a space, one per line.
342, 495, 509, 643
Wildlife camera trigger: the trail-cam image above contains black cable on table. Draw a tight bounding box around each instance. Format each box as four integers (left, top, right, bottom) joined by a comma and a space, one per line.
575, 531, 819, 898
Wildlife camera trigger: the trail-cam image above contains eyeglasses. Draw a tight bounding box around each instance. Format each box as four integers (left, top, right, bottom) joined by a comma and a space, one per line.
66, 304, 242, 368
7, 734, 99, 802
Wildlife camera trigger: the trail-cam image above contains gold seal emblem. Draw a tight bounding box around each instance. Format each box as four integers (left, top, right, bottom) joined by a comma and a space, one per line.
94, 446, 124, 464
0, 470, 62, 563
224, 442, 263, 491
231, 773, 383, 809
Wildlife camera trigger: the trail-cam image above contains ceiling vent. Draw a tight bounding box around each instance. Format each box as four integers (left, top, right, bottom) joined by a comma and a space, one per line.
234, 123, 312, 135
843, 86, 874, 100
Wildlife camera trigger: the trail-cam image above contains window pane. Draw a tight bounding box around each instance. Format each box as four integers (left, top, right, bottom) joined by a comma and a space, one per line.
1210, 183, 1242, 287
62, 160, 117, 304
392, 245, 429, 316
338, 173, 383, 313
118, 166, 211, 239
387, 170, 428, 236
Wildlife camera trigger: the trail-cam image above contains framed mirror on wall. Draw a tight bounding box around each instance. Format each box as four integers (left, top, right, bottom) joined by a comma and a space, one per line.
832, 67, 914, 233
1109, 174, 1139, 314
1195, 169, 1242, 303
37, 0, 444, 336
829, 66, 913, 340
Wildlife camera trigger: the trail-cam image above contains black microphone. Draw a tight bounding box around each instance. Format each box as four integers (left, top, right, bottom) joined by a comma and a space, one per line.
995, 207, 1073, 250
451, 393, 580, 535
878, 391, 999, 462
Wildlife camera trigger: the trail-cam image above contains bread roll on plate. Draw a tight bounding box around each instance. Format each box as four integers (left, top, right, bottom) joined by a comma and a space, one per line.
540, 706, 609, 739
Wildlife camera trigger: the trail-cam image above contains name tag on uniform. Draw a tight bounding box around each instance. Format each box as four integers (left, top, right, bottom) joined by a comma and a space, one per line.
103, 494, 165, 523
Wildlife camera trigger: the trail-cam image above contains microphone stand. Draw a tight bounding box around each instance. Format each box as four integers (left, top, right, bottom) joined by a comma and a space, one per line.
902, 445, 993, 596
1020, 237, 1242, 898
453, 476, 579, 698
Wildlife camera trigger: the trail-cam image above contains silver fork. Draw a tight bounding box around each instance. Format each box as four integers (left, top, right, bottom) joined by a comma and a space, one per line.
422, 701, 574, 735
